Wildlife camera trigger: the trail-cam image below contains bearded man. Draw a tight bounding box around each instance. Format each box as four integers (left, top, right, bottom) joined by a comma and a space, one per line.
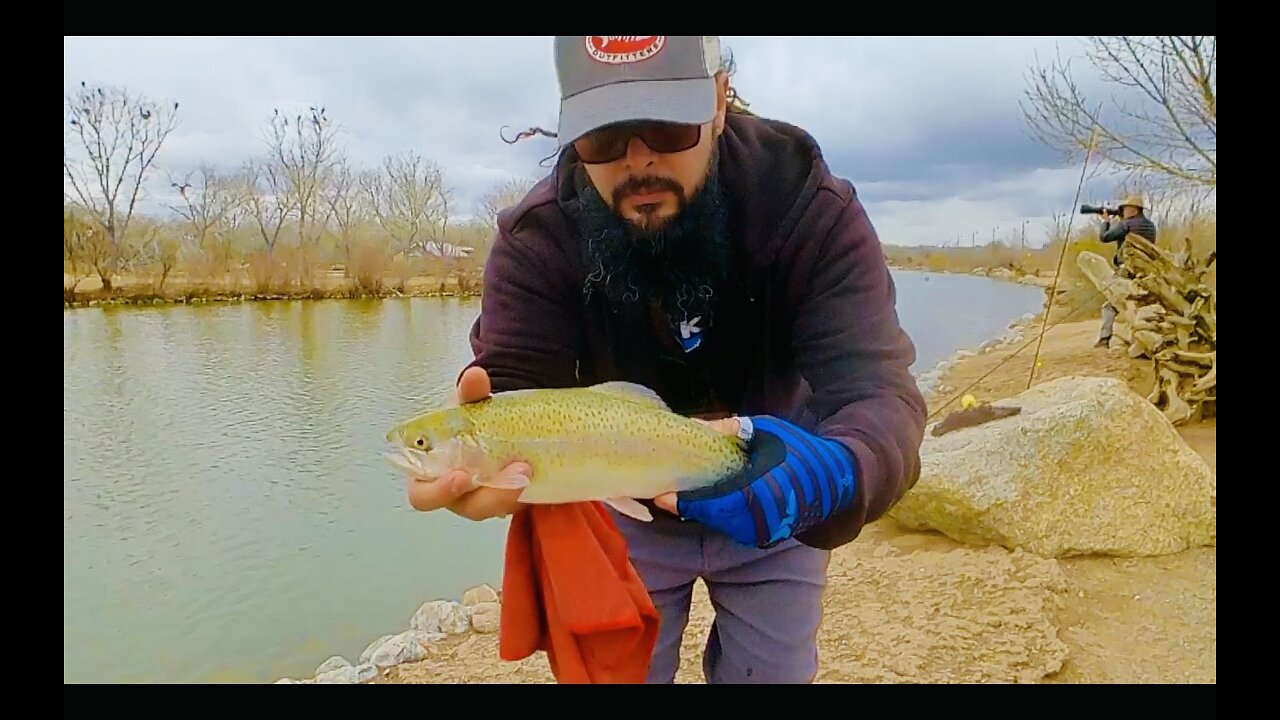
405, 35, 927, 684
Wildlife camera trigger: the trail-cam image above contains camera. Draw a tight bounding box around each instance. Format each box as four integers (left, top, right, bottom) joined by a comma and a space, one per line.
1079, 203, 1121, 216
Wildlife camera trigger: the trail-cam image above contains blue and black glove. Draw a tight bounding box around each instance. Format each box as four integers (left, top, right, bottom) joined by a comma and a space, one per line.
674, 416, 859, 548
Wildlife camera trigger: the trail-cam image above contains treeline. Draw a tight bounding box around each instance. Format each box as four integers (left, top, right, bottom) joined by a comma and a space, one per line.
63, 82, 540, 304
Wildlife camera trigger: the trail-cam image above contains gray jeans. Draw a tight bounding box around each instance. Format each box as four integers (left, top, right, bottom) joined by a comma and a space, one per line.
608, 508, 830, 683
1100, 301, 1117, 340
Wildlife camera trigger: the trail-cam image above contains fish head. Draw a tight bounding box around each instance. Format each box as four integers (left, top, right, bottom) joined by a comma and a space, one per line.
386, 404, 475, 451
384, 406, 477, 480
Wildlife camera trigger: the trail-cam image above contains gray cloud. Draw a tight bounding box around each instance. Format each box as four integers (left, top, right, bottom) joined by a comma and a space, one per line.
64, 35, 1118, 246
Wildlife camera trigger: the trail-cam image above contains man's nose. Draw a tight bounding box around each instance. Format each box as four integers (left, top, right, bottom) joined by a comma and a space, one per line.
623, 134, 657, 168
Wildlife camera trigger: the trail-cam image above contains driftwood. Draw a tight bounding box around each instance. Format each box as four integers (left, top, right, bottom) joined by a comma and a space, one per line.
931, 403, 1023, 437
1077, 233, 1216, 426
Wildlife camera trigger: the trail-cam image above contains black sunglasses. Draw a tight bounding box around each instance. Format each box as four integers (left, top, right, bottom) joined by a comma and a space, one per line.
573, 121, 703, 164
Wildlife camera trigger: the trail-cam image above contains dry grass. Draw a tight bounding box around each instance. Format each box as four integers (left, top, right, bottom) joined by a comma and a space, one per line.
64, 242, 485, 308
885, 211, 1215, 277
63, 207, 491, 307
348, 240, 390, 296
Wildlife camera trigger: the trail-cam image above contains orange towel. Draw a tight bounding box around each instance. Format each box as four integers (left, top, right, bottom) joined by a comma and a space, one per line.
498, 501, 660, 683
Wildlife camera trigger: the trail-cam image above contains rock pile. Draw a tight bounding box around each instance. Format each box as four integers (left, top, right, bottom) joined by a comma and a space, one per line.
273, 583, 503, 684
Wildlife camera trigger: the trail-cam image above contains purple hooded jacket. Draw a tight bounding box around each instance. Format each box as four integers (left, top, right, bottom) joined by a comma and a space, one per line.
465, 111, 927, 550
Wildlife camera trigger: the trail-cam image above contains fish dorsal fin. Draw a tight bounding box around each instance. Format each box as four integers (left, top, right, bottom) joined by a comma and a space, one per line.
586, 381, 671, 412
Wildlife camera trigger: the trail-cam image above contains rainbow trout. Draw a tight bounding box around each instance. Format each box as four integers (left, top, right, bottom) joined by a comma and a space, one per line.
384, 381, 748, 521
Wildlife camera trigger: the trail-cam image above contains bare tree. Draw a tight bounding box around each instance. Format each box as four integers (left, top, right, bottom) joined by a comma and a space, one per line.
240, 156, 295, 255
1021, 36, 1215, 196
362, 151, 451, 256
318, 157, 371, 273
64, 82, 180, 291
266, 106, 340, 248
124, 221, 181, 293
152, 229, 182, 294
168, 165, 245, 257
476, 176, 539, 231
64, 205, 115, 297
64, 207, 96, 300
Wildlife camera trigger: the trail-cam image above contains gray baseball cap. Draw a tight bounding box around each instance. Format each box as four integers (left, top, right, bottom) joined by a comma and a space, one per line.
554, 36, 722, 147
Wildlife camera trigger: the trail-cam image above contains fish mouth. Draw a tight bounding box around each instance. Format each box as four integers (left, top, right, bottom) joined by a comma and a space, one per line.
383, 445, 437, 480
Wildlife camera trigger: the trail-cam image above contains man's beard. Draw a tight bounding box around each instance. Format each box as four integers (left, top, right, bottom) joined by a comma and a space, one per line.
576, 155, 732, 336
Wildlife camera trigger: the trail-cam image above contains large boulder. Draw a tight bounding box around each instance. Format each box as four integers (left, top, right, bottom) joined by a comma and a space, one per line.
889, 376, 1215, 557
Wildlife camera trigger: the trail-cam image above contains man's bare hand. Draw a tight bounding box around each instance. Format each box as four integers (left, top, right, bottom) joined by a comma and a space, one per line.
404, 366, 530, 520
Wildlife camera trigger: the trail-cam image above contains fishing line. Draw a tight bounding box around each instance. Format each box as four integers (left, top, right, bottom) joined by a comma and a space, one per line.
1027, 103, 1106, 391
925, 285, 1105, 423
927, 105, 1112, 423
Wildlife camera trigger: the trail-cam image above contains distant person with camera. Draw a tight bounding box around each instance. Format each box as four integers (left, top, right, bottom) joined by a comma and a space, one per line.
1085, 194, 1157, 348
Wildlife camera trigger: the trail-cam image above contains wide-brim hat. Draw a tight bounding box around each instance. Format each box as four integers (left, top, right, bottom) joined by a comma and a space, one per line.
1119, 194, 1145, 210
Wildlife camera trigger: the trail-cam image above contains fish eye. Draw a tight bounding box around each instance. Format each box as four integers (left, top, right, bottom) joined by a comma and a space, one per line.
414, 436, 430, 450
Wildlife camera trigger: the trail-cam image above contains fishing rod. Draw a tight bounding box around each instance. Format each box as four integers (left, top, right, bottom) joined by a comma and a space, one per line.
928, 106, 1112, 423
1026, 103, 1106, 391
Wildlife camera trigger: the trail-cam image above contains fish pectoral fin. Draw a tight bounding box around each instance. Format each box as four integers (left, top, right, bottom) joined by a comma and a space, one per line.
475, 470, 530, 491
602, 497, 653, 522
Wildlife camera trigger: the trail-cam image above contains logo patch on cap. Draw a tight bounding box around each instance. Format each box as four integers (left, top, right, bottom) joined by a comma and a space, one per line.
585, 36, 665, 64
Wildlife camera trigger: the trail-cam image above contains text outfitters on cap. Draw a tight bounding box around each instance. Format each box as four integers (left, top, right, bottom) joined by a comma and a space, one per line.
554, 36, 722, 146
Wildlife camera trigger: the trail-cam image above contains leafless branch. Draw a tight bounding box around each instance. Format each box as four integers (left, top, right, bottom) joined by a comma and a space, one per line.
64, 82, 180, 290
362, 151, 452, 256
318, 156, 371, 269
1020, 37, 1215, 195
476, 176, 539, 232
264, 106, 342, 247
166, 164, 246, 256
240, 156, 296, 254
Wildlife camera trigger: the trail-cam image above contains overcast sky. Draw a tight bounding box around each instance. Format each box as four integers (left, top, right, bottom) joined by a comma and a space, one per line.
64, 36, 1130, 248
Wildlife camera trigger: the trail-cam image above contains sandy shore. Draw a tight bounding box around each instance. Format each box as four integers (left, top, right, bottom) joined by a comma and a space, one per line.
360, 316, 1214, 684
